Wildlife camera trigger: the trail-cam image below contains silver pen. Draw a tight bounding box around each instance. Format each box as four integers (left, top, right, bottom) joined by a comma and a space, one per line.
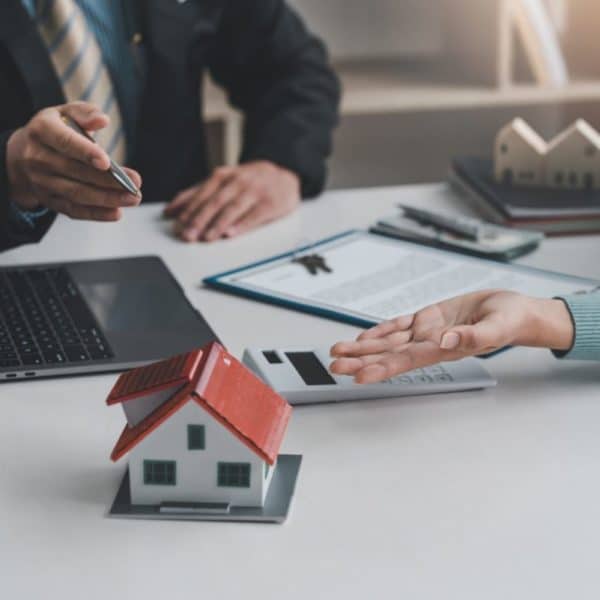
398, 204, 481, 241
61, 115, 140, 196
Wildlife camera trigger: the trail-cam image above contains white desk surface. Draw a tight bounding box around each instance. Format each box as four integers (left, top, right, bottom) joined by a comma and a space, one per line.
2, 184, 600, 600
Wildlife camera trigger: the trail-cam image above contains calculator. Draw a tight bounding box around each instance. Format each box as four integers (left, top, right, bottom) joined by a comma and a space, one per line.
242, 346, 496, 405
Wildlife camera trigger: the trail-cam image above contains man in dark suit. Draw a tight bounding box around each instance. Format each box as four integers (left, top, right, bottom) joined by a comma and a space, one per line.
0, 0, 340, 251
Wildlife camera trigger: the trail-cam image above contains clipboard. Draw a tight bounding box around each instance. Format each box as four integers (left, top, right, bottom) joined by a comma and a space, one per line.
203, 230, 598, 328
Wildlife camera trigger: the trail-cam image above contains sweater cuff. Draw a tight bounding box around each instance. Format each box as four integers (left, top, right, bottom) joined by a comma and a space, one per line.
552, 293, 600, 360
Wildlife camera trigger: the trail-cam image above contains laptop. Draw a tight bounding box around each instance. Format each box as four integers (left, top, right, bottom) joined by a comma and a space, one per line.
0, 256, 217, 382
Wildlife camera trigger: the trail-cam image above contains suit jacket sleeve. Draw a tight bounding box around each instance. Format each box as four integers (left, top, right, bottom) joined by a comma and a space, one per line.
207, 0, 341, 198
0, 129, 55, 252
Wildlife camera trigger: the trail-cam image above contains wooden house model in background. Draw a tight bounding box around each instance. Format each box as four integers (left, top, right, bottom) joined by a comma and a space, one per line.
544, 120, 600, 190
494, 118, 600, 191
494, 118, 547, 186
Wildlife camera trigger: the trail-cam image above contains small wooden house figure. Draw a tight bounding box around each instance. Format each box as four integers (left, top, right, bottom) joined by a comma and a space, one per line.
545, 119, 600, 190
494, 117, 548, 186
107, 342, 292, 510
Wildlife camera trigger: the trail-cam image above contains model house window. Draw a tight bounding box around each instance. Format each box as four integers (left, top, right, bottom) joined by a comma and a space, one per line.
555, 172, 564, 185
187, 424, 206, 450
144, 460, 176, 485
569, 172, 578, 186
217, 462, 251, 487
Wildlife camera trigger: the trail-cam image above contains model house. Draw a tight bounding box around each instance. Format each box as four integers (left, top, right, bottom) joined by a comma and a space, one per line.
545, 120, 600, 190
494, 118, 548, 186
107, 341, 292, 509
494, 118, 600, 190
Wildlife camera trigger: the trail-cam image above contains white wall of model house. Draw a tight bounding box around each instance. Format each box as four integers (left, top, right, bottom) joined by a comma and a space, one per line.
127, 400, 274, 507
494, 119, 547, 186
495, 118, 600, 190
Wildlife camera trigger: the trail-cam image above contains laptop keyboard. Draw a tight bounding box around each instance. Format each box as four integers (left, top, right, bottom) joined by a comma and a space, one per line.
0, 267, 114, 370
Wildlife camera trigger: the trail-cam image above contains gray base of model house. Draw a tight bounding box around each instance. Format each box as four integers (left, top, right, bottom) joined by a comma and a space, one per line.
108, 454, 302, 524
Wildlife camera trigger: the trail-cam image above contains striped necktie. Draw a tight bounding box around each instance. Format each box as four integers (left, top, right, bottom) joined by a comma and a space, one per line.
36, 0, 127, 163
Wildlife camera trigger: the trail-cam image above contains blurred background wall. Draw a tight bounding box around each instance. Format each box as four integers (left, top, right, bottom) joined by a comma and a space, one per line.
207, 0, 600, 191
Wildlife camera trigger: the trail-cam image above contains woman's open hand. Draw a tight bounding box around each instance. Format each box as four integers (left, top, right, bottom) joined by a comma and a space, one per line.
330, 290, 574, 384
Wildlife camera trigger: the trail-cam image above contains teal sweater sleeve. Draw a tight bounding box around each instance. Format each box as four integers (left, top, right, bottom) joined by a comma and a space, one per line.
554, 292, 600, 360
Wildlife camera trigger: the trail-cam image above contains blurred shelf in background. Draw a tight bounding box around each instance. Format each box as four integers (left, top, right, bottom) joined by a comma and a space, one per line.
337, 61, 600, 115
203, 0, 600, 189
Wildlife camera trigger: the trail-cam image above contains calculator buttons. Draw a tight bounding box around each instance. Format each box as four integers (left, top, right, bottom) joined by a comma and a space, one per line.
386, 375, 413, 384
263, 350, 283, 364
385, 365, 453, 385
434, 373, 454, 382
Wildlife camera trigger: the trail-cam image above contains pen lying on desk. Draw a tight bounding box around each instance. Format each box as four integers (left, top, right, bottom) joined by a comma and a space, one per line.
61, 115, 140, 197
398, 204, 481, 240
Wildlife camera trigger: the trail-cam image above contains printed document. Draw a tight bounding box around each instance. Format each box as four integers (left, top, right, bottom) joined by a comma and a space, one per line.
222, 232, 592, 323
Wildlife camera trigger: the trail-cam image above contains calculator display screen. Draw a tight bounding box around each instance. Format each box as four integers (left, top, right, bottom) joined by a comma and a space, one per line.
285, 352, 337, 386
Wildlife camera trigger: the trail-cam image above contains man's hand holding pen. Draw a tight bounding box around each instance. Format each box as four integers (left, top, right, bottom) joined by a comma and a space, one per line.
6, 101, 142, 221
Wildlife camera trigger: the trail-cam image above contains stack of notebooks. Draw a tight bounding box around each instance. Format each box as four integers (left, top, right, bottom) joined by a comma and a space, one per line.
450, 157, 600, 235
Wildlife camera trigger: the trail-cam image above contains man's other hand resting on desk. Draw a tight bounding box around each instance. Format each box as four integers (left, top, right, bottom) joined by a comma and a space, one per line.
6, 102, 142, 222
329, 290, 597, 384
163, 161, 300, 242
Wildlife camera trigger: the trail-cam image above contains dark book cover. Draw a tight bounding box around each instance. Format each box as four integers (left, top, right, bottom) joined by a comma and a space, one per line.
452, 157, 600, 220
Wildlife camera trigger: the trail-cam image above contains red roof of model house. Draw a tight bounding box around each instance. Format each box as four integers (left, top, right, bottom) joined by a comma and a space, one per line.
107, 342, 292, 465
